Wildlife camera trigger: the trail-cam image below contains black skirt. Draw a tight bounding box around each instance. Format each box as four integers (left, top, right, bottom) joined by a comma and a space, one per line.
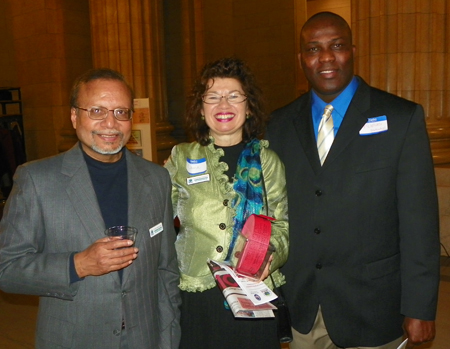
180, 286, 279, 349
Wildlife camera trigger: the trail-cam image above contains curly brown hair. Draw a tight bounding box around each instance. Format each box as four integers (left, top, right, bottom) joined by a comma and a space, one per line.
185, 57, 266, 146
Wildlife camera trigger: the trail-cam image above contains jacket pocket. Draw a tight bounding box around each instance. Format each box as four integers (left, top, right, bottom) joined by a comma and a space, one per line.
355, 160, 391, 173
365, 253, 400, 279
36, 315, 74, 348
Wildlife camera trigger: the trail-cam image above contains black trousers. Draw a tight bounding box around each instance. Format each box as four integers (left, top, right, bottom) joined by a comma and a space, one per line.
180, 287, 279, 349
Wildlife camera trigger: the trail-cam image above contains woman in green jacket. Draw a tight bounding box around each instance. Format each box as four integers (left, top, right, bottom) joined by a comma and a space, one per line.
165, 57, 289, 349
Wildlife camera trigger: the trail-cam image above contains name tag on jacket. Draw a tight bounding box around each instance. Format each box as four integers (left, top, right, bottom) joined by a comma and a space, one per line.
149, 223, 163, 237
359, 116, 388, 136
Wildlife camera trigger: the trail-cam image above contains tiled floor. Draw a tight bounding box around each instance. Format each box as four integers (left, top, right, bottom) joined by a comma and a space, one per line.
0, 258, 449, 348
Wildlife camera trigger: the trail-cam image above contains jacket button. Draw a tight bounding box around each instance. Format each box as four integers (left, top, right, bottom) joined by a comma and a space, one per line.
219, 223, 226, 230
314, 228, 321, 234
216, 246, 223, 253
223, 199, 229, 206
316, 263, 322, 269
315, 190, 322, 196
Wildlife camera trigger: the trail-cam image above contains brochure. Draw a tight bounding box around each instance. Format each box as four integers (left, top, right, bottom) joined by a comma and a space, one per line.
207, 259, 277, 318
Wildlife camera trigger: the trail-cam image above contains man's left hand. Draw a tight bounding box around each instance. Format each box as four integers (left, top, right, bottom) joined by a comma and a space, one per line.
403, 317, 435, 348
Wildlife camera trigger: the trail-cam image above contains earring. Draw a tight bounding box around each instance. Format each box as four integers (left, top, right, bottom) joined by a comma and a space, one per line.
201, 115, 205, 120
246, 113, 251, 119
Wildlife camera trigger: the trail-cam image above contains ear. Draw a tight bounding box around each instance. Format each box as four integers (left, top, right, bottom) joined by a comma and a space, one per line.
70, 107, 78, 129
298, 53, 303, 71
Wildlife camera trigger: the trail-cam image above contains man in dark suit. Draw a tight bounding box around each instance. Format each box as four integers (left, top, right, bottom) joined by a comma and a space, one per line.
266, 12, 440, 349
0, 68, 181, 348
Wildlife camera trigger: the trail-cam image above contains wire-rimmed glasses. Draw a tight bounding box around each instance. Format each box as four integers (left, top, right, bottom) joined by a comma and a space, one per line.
75, 106, 133, 121
202, 93, 247, 105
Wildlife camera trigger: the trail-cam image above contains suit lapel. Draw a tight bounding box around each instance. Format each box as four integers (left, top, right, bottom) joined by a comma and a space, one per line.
126, 152, 150, 246
321, 78, 372, 168
122, 151, 153, 285
293, 94, 322, 173
62, 144, 120, 285
63, 145, 105, 240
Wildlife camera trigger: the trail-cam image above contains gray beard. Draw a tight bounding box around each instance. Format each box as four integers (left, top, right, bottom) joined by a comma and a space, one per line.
92, 142, 123, 155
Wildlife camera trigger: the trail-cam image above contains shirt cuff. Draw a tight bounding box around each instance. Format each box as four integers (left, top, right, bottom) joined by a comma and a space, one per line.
69, 252, 84, 284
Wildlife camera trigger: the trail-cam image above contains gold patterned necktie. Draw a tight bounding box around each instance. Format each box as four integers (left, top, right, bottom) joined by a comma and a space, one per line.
317, 104, 334, 165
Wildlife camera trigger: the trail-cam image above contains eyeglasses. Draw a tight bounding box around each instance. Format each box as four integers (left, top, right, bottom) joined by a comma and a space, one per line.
202, 93, 247, 105
75, 106, 133, 121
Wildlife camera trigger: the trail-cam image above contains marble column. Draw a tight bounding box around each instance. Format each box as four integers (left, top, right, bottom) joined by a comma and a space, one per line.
89, 0, 177, 163
351, 0, 450, 165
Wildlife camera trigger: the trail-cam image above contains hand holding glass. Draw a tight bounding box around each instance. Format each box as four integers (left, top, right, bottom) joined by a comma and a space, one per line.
105, 226, 138, 246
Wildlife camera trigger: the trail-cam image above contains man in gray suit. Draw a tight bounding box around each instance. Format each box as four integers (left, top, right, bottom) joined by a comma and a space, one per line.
266, 12, 440, 349
0, 68, 181, 348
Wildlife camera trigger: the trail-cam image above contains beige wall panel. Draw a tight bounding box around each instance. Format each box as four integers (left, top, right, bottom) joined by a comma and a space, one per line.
397, 13, 416, 53
307, 0, 350, 24
4, 0, 92, 159
352, 0, 450, 164
0, 1, 17, 86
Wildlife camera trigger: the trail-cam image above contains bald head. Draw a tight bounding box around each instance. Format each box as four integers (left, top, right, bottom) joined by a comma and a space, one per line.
298, 12, 355, 103
301, 12, 352, 47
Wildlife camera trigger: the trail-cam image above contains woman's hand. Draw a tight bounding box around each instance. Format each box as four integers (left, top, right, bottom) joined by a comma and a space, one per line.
259, 254, 273, 281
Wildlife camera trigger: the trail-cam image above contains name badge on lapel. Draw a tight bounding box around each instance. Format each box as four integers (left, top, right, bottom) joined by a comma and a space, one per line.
359, 115, 388, 136
149, 223, 163, 237
187, 173, 210, 185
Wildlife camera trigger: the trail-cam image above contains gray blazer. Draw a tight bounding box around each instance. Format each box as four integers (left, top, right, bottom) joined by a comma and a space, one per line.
0, 144, 181, 348
266, 77, 440, 347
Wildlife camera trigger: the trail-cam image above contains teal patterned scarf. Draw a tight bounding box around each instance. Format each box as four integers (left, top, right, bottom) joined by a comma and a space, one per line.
226, 139, 264, 261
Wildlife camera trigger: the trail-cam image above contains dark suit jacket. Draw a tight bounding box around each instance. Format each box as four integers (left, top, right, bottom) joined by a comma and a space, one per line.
266, 77, 440, 347
0, 144, 181, 348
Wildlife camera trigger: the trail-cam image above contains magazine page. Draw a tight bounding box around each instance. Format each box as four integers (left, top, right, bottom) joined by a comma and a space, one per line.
207, 259, 276, 318
220, 263, 278, 305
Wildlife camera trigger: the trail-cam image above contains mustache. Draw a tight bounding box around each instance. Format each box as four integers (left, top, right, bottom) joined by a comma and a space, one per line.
92, 130, 122, 136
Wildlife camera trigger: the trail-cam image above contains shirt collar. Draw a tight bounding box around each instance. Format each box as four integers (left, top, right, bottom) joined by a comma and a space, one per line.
311, 76, 359, 133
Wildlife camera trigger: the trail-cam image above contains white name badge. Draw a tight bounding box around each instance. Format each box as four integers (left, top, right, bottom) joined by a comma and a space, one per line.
186, 157, 207, 175
149, 222, 163, 237
359, 115, 388, 136
187, 173, 210, 185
